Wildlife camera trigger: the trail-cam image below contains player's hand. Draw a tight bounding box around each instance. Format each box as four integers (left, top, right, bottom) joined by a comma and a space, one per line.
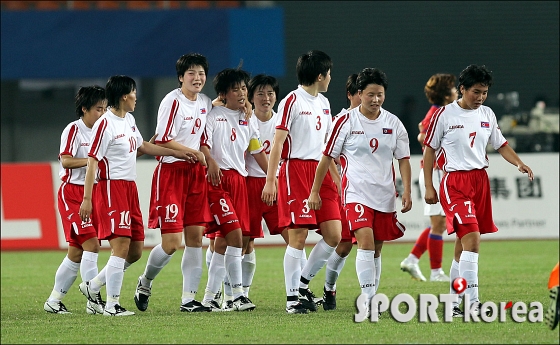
262, 180, 277, 206
424, 186, 438, 205
79, 199, 93, 223
174, 150, 197, 163
206, 159, 222, 186
194, 151, 207, 167
401, 191, 412, 213
518, 163, 534, 181
242, 99, 253, 120
148, 133, 157, 144
212, 97, 225, 107
308, 191, 322, 210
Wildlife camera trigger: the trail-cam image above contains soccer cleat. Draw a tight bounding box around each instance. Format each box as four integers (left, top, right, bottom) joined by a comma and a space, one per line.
232, 295, 256, 311
323, 287, 337, 311
544, 286, 559, 330
298, 288, 318, 312
44, 300, 71, 314
103, 304, 135, 316
180, 300, 212, 312
452, 306, 464, 318
286, 302, 309, 314
430, 272, 451, 282
222, 299, 234, 312
134, 276, 151, 312
201, 299, 223, 312
400, 258, 427, 282
79, 281, 105, 313
86, 292, 106, 314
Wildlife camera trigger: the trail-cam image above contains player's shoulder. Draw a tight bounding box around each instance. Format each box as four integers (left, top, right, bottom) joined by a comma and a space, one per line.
160, 88, 180, 104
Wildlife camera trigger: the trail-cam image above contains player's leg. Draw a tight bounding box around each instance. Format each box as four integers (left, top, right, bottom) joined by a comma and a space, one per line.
545, 263, 559, 330
285, 228, 310, 313
224, 228, 255, 311
180, 225, 211, 312
427, 215, 449, 282
242, 238, 256, 299
323, 241, 351, 310
457, 225, 481, 315
374, 240, 383, 294
44, 245, 81, 314
401, 227, 429, 280
450, 236, 463, 317
354, 227, 376, 318
202, 235, 226, 311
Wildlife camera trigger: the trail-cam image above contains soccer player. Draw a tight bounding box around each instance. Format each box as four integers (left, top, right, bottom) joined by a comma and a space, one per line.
261, 50, 342, 314
322, 73, 360, 311
132, 53, 213, 313
423, 64, 533, 317
309, 67, 412, 318
545, 262, 559, 330
200, 67, 268, 312
78, 75, 197, 316
44, 86, 107, 315
400, 73, 457, 283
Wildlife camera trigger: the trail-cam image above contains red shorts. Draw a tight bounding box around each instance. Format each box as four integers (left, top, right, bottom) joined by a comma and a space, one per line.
206, 170, 249, 237
316, 195, 352, 242
278, 159, 341, 229
345, 203, 405, 241
94, 180, 145, 241
246, 176, 282, 237
148, 161, 211, 233
440, 169, 498, 236
58, 182, 98, 248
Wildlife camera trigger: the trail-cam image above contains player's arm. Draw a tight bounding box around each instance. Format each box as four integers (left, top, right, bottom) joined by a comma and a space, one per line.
136, 133, 157, 158
59, 155, 88, 169
262, 129, 288, 206
423, 146, 438, 204
200, 145, 221, 186
497, 144, 534, 180
79, 157, 98, 222
252, 151, 269, 175
328, 159, 341, 195
156, 139, 206, 166
137, 141, 197, 162
398, 158, 412, 213
308, 154, 333, 210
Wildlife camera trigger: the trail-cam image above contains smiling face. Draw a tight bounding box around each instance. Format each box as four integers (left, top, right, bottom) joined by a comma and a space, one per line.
252, 84, 277, 115
459, 83, 488, 110
180, 64, 206, 101
221, 81, 247, 111
358, 83, 385, 117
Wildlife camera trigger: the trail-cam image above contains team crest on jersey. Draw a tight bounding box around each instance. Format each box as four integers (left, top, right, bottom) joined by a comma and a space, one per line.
481, 121, 490, 128
382, 128, 393, 134
323, 109, 330, 115
131, 126, 136, 132
239, 119, 248, 126
201, 108, 207, 114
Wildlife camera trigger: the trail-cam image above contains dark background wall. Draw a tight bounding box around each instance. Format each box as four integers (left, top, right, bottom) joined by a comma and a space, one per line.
1, 1, 558, 161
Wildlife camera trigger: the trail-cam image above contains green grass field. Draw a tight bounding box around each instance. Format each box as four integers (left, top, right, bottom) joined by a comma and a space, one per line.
1, 239, 559, 344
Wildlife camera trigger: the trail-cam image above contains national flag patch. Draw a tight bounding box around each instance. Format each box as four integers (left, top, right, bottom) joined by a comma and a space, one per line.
481, 121, 490, 128
131, 126, 136, 132
323, 109, 330, 115
383, 128, 393, 134
239, 119, 248, 126
200, 108, 207, 114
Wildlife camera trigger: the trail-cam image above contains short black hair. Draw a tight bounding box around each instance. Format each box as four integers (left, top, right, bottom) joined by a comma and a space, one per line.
296, 50, 332, 86
457, 65, 493, 97
356, 68, 388, 92
176, 53, 209, 87
248, 74, 279, 103
106, 75, 136, 109
75, 85, 105, 118
213, 68, 250, 101
346, 73, 358, 107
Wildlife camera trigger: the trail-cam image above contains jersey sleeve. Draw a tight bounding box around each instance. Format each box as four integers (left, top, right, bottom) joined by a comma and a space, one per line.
488, 108, 507, 150
394, 119, 411, 159
323, 113, 351, 159
200, 111, 214, 149
276, 92, 297, 132
248, 117, 263, 155
155, 97, 179, 144
88, 118, 110, 161
423, 107, 445, 150
420, 107, 436, 133
59, 123, 78, 158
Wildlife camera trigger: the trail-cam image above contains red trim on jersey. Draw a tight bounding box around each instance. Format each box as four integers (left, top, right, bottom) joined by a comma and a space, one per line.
89, 118, 107, 158
97, 157, 110, 180
424, 106, 445, 146
200, 125, 210, 148
277, 92, 296, 131
162, 99, 179, 142
281, 133, 292, 160
436, 147, 447, 171
324, 113, 349, 157
499, 141, 508, 149
339, 154, 349, 205
60, 123, 78, 158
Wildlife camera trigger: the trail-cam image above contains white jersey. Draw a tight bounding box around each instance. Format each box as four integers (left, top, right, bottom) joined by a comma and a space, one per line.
246, 110, 278, 177
89, 110, 144, 181
155, 89, 212, 163
323, 107, 410, 213
201, 106, 262, 177
424, 100, 507, 172
276, 86, 332, 161
58, 118, 94, 185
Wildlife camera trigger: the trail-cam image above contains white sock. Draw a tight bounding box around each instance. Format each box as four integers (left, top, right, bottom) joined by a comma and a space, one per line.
449, 259, 462, 306
224, 246, 243, 300
374, 255, 382, 294
284, 245, 303, 306
356, 249, 375, 302
242, 250, 256, 297
80, 251, 99, 282
181, 246, 202, 304
300, 239, 336, 288
142, 244, 172, 286
459, 251, 479, 306
223, 274, 233, 302
301, 247, 308, 271
203, 252, 225, 302
324, 251, 347, 291
123, 260, 132, 272
48, 256, 79, 302
105, 256, 125, 309
407, 253, 419, 264
90, 266, 106, 291
205, 246, 213, 270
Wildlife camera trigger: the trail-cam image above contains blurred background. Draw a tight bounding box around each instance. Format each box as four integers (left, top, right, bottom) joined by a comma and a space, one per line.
1, 0, 559, 161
